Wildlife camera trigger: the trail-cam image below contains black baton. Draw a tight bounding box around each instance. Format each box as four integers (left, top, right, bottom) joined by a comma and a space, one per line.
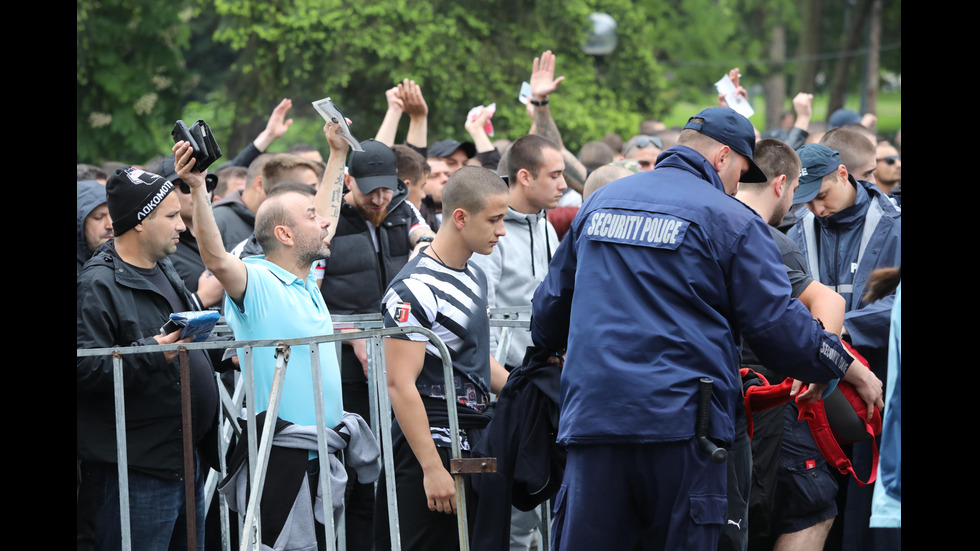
697, 377, 727, 464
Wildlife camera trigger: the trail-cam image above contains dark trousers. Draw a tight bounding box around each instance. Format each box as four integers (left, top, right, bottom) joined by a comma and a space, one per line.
374, 436, 475, 551
342, 344, 376, 551
552, 440, 727, 551
79, 452, 205, 551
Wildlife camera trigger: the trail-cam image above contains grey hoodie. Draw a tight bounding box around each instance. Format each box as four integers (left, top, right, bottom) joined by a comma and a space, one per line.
470, 206, 558, 367
76, 180, 108, 277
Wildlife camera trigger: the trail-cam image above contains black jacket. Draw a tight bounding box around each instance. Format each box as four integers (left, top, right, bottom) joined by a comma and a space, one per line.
77, 240, 220, 479
320, 182, 421, 314
470, 347, 565, 551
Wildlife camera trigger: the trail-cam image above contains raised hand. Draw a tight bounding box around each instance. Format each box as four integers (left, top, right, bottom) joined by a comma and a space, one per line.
530, 50, 565, 100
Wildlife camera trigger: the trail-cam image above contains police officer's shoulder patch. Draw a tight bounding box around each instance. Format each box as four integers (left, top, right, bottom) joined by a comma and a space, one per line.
582, 208, 689, 250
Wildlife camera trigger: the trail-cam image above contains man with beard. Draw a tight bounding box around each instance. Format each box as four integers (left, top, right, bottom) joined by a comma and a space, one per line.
173, 119, 351, 429
317, 137, 434, 551
76, 179, 114, 277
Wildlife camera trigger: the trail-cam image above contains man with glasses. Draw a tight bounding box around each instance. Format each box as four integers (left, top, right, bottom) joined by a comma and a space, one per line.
622, 134, 664, 172
874, 142, 901, 205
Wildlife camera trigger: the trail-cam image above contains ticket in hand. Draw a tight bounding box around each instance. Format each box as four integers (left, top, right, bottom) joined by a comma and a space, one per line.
312, 97, 363, 152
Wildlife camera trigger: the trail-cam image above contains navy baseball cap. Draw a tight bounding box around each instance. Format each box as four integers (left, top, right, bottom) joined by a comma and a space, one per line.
828, 108, 861, 129
428, 139, 476, 159
793, 144, 842, 204
684, 107, 767, 183
349, 139, 400, 193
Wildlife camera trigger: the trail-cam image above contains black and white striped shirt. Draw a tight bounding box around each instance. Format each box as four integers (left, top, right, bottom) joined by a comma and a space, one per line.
382, 250, 492, 417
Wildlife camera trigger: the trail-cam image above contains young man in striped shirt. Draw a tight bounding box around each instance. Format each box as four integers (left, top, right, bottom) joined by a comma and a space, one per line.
376, 166, 511, 550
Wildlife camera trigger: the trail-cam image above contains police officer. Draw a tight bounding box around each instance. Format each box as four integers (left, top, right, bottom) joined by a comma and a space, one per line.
531, 107, 863, 551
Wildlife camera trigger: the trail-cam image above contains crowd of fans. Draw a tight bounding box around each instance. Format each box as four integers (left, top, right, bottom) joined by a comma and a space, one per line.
77, 48, 900, 551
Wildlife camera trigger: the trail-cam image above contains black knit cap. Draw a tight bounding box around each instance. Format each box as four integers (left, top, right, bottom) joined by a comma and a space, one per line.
106, 166, 176, 236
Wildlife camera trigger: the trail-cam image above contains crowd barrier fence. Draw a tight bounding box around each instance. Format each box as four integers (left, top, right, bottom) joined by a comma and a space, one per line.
77, 307, 548, 551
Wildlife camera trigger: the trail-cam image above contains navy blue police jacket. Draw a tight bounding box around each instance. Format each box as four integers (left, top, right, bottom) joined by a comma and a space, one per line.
531, 145, 852, 447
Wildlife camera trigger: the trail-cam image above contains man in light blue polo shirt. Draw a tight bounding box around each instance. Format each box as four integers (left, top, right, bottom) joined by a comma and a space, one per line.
223, 254, 342, 426
174, 119, 352, 427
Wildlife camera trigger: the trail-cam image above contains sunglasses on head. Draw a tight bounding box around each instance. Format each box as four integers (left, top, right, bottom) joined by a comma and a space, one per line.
877, 155, 900, 165
635, 135, 665, 149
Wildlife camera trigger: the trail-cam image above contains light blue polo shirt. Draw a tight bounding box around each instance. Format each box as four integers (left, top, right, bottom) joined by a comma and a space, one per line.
224, 256, 343, 428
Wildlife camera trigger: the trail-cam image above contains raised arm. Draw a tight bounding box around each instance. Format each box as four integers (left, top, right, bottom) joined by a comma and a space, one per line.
174, 141, 248, 301
400, 79, 429, 149
787, 92, 813, 149
528, 50, 586, 193
253, 98, 295, 152
528, 50, 566, 148
317, 119, 353, 243
375, 86, 405, 147
464, 107, 495, 156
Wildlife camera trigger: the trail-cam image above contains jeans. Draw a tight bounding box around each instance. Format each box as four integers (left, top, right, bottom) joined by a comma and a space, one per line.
84, 450, 205, 551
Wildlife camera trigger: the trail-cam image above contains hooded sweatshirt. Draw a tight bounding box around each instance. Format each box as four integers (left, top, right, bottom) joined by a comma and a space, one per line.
77, 180, 108, 277
470, 206, 558, 367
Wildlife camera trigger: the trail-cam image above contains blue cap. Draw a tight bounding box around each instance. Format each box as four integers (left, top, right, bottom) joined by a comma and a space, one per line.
828, 108, 861, 129
793, 144, 842, 204
684, 107, 767, 183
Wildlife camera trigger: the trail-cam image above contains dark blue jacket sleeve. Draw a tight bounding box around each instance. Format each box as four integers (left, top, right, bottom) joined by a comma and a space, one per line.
731, 217, 849, 383
844, 294, 895, 378
531, 230, 577, 353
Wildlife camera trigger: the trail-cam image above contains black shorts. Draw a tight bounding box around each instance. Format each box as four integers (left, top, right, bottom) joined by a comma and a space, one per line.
770, 403, 838, 534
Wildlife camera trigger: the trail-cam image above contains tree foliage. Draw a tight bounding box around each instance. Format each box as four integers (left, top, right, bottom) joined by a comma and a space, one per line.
77, 0, 900, 164
77, 0, 195, 164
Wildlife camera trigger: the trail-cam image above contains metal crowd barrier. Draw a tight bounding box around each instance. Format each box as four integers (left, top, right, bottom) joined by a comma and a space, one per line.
76, 307, 546, 551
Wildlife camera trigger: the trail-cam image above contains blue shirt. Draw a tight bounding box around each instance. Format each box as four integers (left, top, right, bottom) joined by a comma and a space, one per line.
224, 256, 343, 427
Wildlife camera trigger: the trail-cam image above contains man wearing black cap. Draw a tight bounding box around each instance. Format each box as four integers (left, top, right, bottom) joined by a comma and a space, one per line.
77, 166, 220, 550
530, 107, 864, 551
428, 138, 477, 175
320, 138, 435, 551
425, 130, 502, 226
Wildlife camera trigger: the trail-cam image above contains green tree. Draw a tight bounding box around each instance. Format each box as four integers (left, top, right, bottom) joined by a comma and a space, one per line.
183, 0, 671, 154
77, 0, 194, 163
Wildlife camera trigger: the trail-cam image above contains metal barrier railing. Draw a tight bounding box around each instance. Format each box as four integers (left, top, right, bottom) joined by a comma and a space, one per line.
77, 307, 544, 551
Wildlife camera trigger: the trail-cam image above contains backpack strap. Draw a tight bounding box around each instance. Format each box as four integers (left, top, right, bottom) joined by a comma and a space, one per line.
797, 393, 879, 487
741, 368, 797, 440
796, 341, 881, 487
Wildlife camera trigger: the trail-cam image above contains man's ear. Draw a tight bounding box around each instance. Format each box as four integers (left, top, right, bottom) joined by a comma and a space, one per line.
712, 145, 731, 173
837, 164, 849, 183
773, 174, 787, 197
517, 167, 532, 188
451, 207, 468, 229
274, 224, 293, 246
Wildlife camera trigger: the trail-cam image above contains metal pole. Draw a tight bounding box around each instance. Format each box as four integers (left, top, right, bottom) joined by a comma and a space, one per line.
373, 334, 402, 551
310, 343, 339, 551
112, 352, 132, 551
179, 348, 198, 551
240, 345, 291, 551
